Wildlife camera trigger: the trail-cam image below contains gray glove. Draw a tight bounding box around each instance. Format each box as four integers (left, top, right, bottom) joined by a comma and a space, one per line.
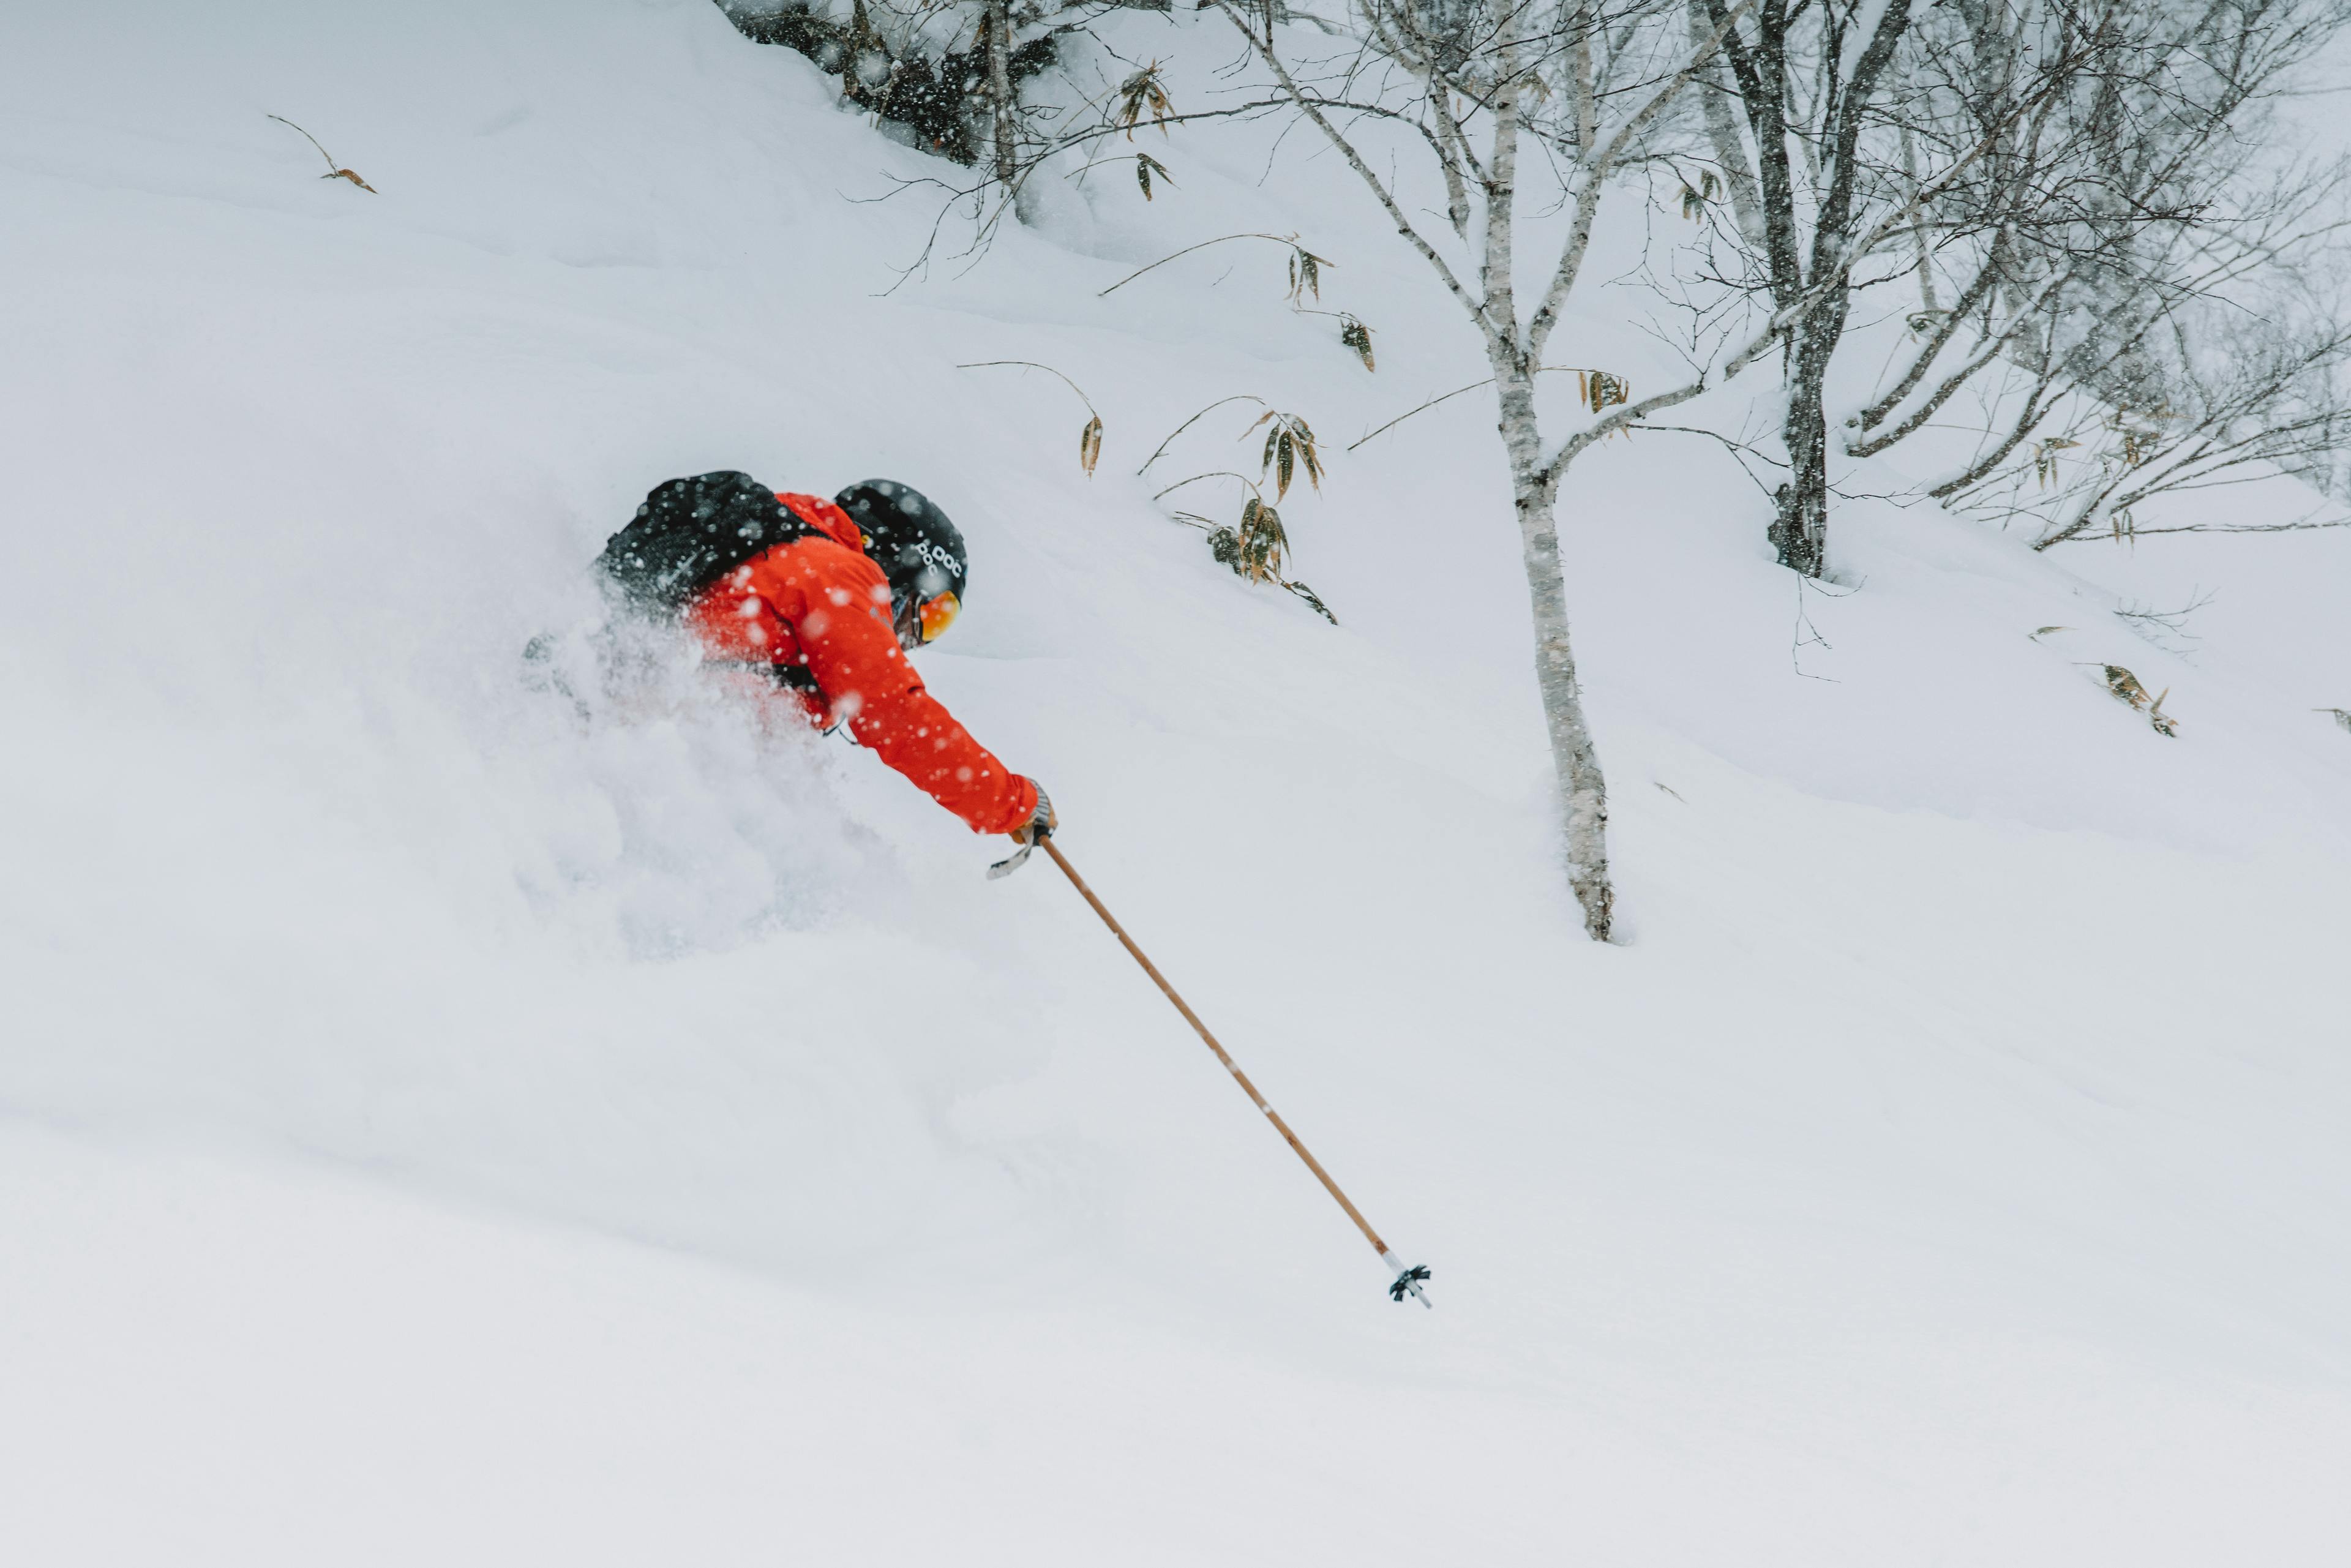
1011, 780, 1057, 845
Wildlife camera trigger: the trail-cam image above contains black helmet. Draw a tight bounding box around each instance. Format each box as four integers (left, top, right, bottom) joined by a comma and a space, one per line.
835, 479, 967, 615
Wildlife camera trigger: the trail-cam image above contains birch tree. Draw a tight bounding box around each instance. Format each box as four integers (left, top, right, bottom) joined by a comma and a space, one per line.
1168, 0, 1769, 939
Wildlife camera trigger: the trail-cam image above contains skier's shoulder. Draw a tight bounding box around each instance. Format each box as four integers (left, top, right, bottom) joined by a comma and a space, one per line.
775, 491, 868, 553
760, 528, 887, 595
740, 540, 890, 648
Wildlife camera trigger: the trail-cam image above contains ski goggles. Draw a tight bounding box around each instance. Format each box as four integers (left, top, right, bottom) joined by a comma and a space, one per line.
914, 590, 961, 644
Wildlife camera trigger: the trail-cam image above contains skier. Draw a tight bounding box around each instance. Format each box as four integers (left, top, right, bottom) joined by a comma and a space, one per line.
599, 472, 1054, 842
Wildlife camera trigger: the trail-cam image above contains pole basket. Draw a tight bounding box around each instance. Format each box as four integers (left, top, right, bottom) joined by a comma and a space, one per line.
1385, 1258, 1433, 1308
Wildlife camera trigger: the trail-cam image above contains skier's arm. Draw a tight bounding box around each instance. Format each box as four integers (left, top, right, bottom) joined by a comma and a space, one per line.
779, 543, 1039, 835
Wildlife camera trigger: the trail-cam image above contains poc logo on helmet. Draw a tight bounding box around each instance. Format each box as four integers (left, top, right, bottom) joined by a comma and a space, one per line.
902, 537, 961, 574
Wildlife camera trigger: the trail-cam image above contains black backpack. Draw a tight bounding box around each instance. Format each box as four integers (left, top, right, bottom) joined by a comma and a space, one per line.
597, 471, 819, 611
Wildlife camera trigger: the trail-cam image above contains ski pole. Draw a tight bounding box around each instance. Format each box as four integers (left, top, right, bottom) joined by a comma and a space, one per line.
1020, 831, 1431, 1308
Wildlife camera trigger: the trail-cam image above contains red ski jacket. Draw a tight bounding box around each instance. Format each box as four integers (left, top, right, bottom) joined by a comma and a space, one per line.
681, 492, 1038, 835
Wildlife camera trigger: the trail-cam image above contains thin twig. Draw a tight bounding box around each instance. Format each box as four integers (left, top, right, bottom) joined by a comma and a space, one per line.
1151, 470, 1261, 503
266, 114, 340, 173
2057, 515, 2351, 540
1348, 366, 1629, 452
1099, 232, 1313, 297
1348, 378, 1493, 451
1139, 395, 1266, 475
956, 360, 1098, 416
265, 113, 376, 192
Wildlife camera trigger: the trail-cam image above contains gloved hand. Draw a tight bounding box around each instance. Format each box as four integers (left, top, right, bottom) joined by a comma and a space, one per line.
1011, 779, 1057, 844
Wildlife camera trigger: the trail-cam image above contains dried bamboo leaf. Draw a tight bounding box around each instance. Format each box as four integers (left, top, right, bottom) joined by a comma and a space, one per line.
2102, 664, 2151, 709
1079, 414, 1103, 478
1340, 318, 1375, 372
1277, 430, 1295, 500
1116, 65, 1176, 140
2099, 663, 2178, 732
1252, 501, 1284, 580
1236, 495, 1271, 580
1283, 578, 1338, 624
1133, 152, 1174, 201
2033, 436, 2080, 489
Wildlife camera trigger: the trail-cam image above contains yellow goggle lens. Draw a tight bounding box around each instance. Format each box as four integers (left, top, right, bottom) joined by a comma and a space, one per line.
917, 591, 961, 643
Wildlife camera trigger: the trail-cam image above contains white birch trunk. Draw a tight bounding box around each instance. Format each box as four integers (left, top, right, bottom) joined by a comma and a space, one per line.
1496, 368, 1614, 939
1687, 0, 1764, 244
1212, 0, 1621, 939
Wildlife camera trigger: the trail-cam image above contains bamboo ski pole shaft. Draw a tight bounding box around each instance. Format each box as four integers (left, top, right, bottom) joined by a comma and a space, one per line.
1035, 835, 1430, 1305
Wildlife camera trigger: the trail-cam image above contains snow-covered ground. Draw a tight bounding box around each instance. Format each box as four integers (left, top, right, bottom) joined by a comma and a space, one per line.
5, 2, 2349, 1561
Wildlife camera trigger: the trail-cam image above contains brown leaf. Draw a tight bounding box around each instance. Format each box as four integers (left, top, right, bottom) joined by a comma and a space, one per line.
1582, 370, 1629, 415
2033, 436, 2080, 489
324, 168, 377, 193
1283, 578, 1338, 624
1079, 415, 1103, 478
1134, 153, 1173, 201
1233, 495, 1286, 583
1116, 65, 1176, 140
1237, 496, 1271, 579
2101, 664, 2178, 732
1276, 430, 1295, 500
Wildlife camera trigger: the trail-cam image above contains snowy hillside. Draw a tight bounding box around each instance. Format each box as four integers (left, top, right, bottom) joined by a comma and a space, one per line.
5, 1, 2350, 1561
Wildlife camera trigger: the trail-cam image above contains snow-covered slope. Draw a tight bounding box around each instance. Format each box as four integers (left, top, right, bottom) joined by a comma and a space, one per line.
5, 2, 2350, 1561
